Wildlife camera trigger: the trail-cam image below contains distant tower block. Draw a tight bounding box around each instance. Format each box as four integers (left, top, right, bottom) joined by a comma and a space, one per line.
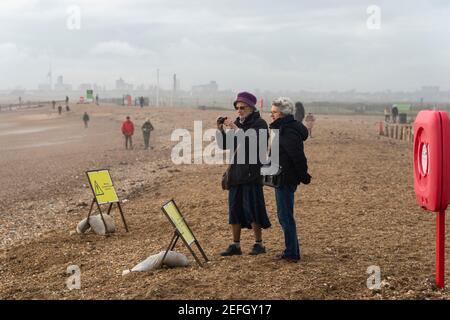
156, 68, 160, 107
173, 74, 177, 93
171, 73, 177, 107
47, 63, 53, 90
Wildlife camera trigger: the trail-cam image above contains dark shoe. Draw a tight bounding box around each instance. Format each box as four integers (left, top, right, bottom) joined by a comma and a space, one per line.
275, 253, 300, 263
249, 243, 266, 255
220, 244, 242, 256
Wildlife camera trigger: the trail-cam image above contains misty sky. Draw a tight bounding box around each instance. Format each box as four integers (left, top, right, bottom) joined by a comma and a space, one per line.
0, 0, 449, 92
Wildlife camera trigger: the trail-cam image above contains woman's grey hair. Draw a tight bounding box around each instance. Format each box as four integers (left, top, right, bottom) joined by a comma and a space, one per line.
272, 97, 294, 115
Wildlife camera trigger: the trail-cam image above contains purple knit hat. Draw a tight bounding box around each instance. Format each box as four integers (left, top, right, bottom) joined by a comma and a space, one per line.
233, 91, 257, 109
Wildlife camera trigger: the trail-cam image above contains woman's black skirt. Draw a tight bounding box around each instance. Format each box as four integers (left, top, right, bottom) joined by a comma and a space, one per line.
228, 182, 271, 229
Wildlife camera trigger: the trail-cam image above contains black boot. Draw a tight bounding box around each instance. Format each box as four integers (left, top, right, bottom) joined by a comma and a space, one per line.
220, 244, 242, 256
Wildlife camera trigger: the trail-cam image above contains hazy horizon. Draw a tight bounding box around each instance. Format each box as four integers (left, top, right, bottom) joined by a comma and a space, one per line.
1, 0, 449, 92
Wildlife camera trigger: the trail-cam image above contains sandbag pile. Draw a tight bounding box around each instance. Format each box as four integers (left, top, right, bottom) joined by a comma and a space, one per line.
76, 214, 116, 235
122, 251, 189, 275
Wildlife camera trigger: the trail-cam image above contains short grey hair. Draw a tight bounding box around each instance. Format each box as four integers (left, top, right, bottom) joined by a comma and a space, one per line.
272, 97, 294, 115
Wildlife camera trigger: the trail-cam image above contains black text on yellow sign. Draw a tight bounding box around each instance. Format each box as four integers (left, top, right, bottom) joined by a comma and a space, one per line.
86, 170, 119, 204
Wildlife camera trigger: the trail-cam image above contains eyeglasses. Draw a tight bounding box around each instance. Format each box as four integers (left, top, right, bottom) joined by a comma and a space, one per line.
235, 106, 248, 111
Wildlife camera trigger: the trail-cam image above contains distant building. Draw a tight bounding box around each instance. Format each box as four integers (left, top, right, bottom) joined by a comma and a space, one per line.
115, 77, 133, 91
420, 86, 440, 102
78, 83, 93, 91
191, 81, 218, 94
421, 86, 440, 94
54, 75, 72, 91
38, 83, 51, 91
10, 88, 25, 96
77, 83, 102, 93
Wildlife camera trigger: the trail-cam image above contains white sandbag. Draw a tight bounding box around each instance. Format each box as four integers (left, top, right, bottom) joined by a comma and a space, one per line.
89, 214, 115, 235
76, 218, 91, 234
162, 250, 189, 267
123, 251, 189, 275
76, 214, 115, 235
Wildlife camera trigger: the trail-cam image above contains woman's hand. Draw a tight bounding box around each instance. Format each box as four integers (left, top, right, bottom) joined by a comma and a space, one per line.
224, 118, 238, 130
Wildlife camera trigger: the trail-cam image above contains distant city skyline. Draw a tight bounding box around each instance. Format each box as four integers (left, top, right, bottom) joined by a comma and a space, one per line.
3, 79, 449, 105
1, 1, 449, 92
1, 73, 446, 97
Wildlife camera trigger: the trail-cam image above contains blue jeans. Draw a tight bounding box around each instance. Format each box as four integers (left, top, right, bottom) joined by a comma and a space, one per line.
275, 184, 300, 260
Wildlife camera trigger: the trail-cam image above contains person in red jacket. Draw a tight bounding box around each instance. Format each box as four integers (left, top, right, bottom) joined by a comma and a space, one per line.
121, 116, 135, 149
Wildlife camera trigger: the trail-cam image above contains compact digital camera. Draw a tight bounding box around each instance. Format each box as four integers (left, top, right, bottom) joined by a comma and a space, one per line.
217, 116, 228, 125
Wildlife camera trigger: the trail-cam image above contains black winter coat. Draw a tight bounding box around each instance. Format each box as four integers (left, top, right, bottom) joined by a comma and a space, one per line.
142, 121, 154, 134
216, 111, 268, 186
269, 115, 311, 186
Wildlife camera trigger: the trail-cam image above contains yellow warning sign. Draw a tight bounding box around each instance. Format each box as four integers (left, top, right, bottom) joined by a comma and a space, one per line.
86, 170, 119, 204
162, 200, 195, 246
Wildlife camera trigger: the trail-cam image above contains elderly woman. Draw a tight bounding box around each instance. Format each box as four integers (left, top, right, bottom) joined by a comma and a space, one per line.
216, 91, 271, 256
270, 97, 311, 262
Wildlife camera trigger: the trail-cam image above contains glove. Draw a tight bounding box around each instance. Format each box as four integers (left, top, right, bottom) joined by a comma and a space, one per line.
300, 173, 311, 185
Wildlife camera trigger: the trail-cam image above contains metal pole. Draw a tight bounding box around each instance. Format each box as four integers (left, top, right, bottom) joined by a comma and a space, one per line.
106, 203, 113, 215
161, 232, 179, 267
95, 201, 109, 235
87, 198, 95, 220
117, 202, 129, 232
156, 68, 160, 107
196, 241, 209, 262
436, 210, 445, 288
170, 234, 179, 251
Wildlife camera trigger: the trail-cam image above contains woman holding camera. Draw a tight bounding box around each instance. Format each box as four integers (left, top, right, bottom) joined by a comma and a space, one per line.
216, 91, 271, 256
270, 97, 311, 262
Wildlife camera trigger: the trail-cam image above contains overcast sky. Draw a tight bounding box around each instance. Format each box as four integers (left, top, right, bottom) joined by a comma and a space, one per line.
0, 0, 449, 92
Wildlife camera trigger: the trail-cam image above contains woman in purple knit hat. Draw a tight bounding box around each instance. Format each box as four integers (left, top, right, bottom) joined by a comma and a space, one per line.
216, 91, 271, 256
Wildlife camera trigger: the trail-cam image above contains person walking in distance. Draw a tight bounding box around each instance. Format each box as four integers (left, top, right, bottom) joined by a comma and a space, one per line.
141, 118, 154, 150
305, 113, 316, 138
391, 105, 399, 124
294, 101, 305, 123
82, 112, 90, 128
384, 106, 391, 122
121, 116, 135, 149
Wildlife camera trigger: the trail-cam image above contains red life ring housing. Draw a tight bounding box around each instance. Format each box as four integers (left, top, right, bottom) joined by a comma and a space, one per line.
413, 110, 450, 212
